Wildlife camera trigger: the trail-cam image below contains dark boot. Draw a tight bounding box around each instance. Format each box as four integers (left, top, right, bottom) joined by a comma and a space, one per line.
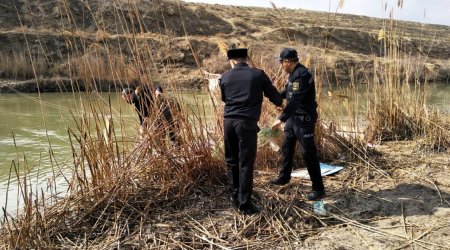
269, 177, 290, 186
239, 203, 260, 215
307, 190, 326, 201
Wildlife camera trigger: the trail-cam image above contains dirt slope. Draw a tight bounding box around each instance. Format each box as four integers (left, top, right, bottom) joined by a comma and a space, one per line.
0, 0, 449, 92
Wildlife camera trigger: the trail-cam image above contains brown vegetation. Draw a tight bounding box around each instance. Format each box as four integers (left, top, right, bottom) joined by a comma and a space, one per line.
1, 0, 450, 249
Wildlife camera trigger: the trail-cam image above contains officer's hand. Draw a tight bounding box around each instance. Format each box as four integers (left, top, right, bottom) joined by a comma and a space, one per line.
276, 105, 284, 111
271, 120, 282, 131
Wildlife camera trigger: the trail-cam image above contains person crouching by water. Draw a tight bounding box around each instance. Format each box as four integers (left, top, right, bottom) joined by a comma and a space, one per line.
220, 48, 283, 215
121, 83, 179, 145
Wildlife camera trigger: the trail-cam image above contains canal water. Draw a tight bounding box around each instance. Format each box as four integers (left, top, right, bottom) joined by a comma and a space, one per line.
0, 89, 213, 219
0, 83, 449, 219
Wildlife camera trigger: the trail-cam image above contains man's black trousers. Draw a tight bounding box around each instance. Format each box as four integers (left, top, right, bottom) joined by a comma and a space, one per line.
224, 118, 258, 209
279, 115, 324, 192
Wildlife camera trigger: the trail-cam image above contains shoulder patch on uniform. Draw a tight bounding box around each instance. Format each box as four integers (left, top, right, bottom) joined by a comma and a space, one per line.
292, 81, 300, 91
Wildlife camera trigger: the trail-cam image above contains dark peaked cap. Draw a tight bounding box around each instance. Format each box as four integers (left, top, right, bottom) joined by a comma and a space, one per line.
227, 48, 248, 60
276, 48, 298, 61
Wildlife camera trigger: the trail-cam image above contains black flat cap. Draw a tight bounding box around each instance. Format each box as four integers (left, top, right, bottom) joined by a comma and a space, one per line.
276, 48, 298, 61
227, 48, 248, 60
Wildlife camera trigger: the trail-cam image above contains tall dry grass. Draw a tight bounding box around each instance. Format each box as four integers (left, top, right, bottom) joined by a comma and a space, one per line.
0, 0, 225, 248
0, 50, 50, 79
364, 19, 450, 151
1, 0, 450, 249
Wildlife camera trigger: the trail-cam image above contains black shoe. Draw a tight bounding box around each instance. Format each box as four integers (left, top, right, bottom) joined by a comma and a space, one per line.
269, 177, 290, 186
239, 203, 260, 215
307, 190, 326, 201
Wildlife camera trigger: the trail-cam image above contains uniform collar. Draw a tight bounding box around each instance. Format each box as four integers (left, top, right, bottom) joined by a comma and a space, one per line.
233, 62, 249, 69
289, 63, 301, 75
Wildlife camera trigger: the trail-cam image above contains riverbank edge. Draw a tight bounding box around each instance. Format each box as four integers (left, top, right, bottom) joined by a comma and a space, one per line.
1, 74, 449, 94
0, 76, 208, 93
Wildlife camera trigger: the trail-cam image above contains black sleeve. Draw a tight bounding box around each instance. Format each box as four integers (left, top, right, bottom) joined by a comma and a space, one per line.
133, 98, 144, 125
280, 89, 287, 99
279, 71, 313, 122
137, 113, 144, 125
261, 72, 282, 106
219, 77, 226, 102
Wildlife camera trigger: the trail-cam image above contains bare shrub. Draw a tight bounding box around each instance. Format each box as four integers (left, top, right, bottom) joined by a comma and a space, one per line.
0, 50, 49, 79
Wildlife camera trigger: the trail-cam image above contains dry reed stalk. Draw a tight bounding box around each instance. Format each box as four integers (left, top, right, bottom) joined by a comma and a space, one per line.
364, 19, 450, 151
3, 0, 450, 249
0, 50, 49, 79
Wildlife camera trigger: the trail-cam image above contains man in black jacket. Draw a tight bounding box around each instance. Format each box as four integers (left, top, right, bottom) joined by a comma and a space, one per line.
220, 48, 282, 214
122, 83, 178, 143
270, 48, 325, 201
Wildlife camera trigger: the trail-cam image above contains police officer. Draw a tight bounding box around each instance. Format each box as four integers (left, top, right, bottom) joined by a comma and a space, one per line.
270, 48, 325, 201
122, 83, 179, 144
220, 48, 282, 214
